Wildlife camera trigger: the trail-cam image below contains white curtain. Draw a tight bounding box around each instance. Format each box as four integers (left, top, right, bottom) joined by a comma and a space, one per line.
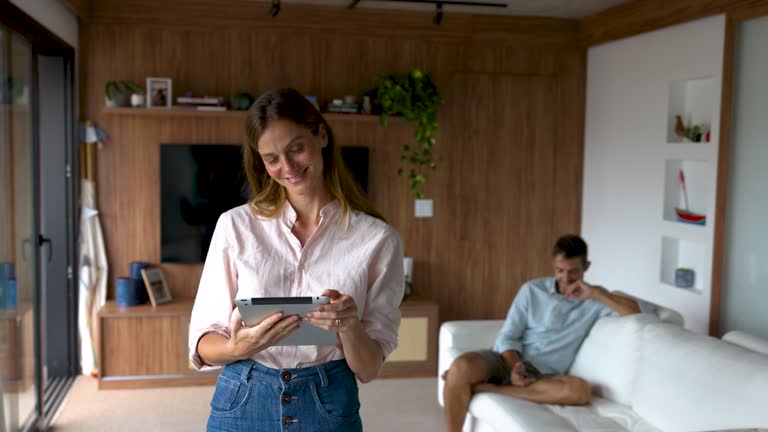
77, 174, 107, 376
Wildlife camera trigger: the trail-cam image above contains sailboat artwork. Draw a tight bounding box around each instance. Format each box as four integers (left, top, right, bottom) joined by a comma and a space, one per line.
675, 169, 706, 226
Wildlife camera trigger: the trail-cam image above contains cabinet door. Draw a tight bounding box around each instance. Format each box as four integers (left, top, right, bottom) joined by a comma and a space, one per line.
102, 316, 185, 376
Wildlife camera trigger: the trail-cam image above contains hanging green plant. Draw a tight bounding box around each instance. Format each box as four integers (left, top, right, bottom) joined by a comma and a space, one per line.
373, 69, 443, 198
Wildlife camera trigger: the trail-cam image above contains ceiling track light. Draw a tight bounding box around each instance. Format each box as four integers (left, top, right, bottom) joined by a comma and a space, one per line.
269, 0, 281, 17
346, 0, 506, 25
347, 0, 507, 8
433, 2, 443, 25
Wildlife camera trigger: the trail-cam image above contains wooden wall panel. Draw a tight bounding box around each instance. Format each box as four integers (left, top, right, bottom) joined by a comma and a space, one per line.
83, 0, 585, 321
580, 0, 768, 46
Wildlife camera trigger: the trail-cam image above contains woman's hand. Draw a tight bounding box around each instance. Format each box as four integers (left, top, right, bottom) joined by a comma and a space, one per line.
226, 308, 301, 360
305, 289, 361, 332
307, 289, 384, 382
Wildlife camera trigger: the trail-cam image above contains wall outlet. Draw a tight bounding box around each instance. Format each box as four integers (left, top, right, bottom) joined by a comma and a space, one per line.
414, 199, 433, 218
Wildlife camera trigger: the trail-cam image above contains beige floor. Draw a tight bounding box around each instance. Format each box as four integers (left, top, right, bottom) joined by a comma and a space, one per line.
48, 375, 446, 431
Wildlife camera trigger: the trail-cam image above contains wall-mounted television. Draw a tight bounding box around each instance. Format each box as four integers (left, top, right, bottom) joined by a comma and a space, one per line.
160, 144, 369, 263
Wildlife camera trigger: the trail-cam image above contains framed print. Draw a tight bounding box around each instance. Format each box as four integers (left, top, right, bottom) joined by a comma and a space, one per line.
146, 77, 172, 108
140, 267, 172, 307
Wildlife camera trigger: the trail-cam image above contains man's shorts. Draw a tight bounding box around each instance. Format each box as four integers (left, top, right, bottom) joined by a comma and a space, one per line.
474, 349, 513, 385
472, 350, 557, 385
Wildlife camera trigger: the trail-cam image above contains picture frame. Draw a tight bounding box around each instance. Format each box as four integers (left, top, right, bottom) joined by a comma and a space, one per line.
146, 77, 172, 108
140, 267, 172, 307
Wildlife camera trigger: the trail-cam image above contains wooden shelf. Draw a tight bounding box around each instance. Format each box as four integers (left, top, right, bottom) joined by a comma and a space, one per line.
99, 298, 195, 318
101, 107, 386, 123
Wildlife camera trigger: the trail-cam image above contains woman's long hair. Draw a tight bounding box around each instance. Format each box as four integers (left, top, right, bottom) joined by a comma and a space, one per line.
244, 88, 384, 223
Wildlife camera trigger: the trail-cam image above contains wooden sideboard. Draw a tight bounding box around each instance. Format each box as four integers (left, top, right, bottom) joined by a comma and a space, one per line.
97, 299, 218, 389
97, 297, 439, 389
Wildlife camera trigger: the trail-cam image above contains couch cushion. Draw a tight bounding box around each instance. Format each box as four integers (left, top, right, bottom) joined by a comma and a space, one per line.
633, 322, 768, 431
569, 314, 659, 405
468, 393, 579, 432
468, 394, 640, 432
589, 397, 661, 432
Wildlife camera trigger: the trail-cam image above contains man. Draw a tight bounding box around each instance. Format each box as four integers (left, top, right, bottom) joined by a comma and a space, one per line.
442, 234, 654, 432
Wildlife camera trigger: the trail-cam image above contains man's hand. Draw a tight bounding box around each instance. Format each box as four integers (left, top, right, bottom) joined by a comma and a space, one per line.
563, 280, 601, 301
510, 362, 537, 387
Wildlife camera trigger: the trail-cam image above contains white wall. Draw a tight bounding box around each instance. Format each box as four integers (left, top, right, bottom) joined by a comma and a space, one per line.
721, 15, 768, 339
10, 0, 78, 49
582, 15, 725, 333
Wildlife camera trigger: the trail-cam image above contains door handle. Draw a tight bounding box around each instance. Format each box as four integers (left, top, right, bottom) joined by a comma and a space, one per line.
39, 234, 53, 262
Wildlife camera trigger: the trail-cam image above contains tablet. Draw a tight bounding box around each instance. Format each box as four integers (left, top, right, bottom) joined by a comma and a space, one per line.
234, 296, 337, 346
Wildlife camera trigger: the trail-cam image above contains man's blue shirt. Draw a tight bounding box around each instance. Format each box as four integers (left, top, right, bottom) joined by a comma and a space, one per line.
493, 277, 654, 375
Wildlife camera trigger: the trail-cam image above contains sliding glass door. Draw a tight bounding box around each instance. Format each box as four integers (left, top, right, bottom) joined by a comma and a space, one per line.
1, 24, 42, 432
720, 15, 768, 339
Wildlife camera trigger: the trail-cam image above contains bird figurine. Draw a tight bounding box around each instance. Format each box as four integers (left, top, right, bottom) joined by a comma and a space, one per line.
674, 115, 687, 142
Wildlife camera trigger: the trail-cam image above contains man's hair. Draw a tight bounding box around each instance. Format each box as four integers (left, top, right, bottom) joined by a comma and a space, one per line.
552, 234, 588, 263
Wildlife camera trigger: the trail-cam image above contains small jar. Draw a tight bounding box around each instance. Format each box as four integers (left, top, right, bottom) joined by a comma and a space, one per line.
674, 268, 695, 288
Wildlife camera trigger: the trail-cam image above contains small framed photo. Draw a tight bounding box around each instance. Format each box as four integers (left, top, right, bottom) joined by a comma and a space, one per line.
146, 77, 172, 108
140, 267, 172, 307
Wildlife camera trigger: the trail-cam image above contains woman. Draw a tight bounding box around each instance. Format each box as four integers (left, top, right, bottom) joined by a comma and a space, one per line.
188, 88, 405, 431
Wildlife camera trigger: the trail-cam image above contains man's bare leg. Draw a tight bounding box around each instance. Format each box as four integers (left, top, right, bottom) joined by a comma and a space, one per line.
473, 376, 591, 406
442, 353, 489, 432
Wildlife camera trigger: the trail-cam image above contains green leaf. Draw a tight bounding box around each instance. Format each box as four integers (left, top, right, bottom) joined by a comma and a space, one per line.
373, 68, 442, 199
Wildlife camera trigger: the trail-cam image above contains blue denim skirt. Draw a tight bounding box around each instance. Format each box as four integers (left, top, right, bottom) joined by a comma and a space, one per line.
207, 359, 362, 432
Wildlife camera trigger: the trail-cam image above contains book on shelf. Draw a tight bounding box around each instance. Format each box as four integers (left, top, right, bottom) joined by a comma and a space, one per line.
177, 96, 224, 105
326, 102, 360, 113
196, 105, 227, 111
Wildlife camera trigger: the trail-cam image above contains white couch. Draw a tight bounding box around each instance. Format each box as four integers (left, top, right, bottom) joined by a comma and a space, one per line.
438, 311, 768, 432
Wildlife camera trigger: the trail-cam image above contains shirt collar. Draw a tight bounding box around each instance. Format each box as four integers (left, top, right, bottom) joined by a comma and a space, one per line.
280, 200, 298, 228
319, 199, 340, 220
546, 277, 559, 294
279, 199, 340, 228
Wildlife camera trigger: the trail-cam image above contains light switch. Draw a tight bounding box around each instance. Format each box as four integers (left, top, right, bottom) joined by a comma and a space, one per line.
414, 199, 433, 218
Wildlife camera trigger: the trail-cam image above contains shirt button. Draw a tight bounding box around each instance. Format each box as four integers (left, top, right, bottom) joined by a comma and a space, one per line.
281, 371, 292, 382
283, 416, 294, 425
282, 394, 292, 404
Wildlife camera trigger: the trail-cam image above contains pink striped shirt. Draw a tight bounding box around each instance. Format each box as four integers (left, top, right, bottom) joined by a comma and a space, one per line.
188, 200, 404, 371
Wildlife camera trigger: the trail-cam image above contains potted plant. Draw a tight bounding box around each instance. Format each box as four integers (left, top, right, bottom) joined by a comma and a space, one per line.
105, 80, 144, 107
371, 69, 443, 198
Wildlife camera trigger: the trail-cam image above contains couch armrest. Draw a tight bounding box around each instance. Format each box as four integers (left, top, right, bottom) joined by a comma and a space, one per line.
722, 331, 768, 356
437, 320, 504, 406
612, 290, 684, 326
